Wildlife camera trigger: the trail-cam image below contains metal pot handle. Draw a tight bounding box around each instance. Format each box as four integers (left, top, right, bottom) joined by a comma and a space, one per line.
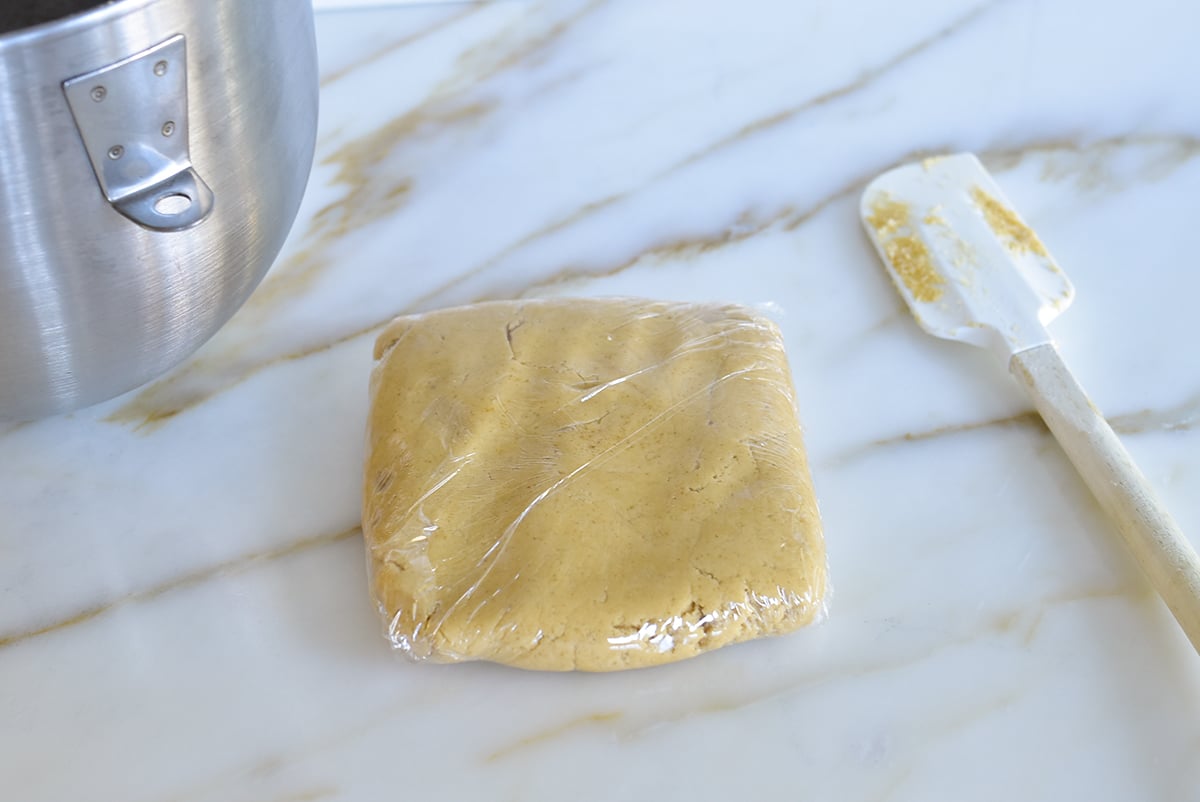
62, 35, 213, 232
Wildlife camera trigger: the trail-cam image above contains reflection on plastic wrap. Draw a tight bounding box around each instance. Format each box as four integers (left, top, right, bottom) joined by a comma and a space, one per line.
363, 297, 827, 671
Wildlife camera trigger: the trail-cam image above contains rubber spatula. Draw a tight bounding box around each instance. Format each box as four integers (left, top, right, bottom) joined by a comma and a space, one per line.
860, 153, 1200, 654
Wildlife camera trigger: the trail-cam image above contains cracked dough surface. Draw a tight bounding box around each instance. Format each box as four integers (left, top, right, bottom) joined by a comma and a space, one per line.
364, 298, 826, 671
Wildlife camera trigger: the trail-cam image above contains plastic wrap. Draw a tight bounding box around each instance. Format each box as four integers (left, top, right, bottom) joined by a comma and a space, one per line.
363, 297, 827, 671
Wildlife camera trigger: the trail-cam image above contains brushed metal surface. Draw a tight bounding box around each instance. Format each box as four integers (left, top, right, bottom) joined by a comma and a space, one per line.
0, 0, 319, 419
62, 34, 216, 232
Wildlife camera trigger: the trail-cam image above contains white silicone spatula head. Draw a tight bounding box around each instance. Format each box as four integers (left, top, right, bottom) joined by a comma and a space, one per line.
859, 153, 1200, 657
859, 153, 1074, 361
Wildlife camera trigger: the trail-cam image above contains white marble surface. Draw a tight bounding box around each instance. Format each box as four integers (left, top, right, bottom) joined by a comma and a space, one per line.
4, 1, 1200, 799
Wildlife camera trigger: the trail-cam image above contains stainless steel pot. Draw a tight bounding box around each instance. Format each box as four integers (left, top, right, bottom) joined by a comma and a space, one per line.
0, 0, 318, 420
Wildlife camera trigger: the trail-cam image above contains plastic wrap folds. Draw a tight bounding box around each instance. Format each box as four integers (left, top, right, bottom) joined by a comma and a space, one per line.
363, 297, 828, 672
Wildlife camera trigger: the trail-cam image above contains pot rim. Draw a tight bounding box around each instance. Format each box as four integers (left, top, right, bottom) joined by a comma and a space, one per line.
0, 0, 162, 51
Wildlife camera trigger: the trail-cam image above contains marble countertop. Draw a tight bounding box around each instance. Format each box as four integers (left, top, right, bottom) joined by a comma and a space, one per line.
4, 1, 1199, 799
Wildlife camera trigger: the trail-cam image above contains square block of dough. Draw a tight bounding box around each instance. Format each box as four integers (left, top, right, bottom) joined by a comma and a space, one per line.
364, 298, 826, 671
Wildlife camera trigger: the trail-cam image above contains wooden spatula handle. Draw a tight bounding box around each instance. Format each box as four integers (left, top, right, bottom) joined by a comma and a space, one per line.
1011, 343, 1200, 653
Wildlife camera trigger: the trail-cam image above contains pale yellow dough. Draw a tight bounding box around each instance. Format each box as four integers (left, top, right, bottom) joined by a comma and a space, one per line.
363, 298, 826, 671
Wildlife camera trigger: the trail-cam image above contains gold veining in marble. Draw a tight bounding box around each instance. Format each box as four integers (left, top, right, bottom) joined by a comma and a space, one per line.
0, 526, 361, 651
1029, 136, 1200, 194
442, 0, 605, 94
103, 6, 612, 432
403, 0, 999, 312
282, 5, 592, 309
0, 420, 33, 437
320, 6, 480, 88
89, 97, 1200, 436
826, 389, 1200, 471
241, 97, 487, 319
892, 411, 1046, 445
989, 610, 1022, 633
402, 123, 933, 321
823, 411, 1044, 468
102, 320, 379, 432
1018, 585, 1139, 647
397, 118, 860, 317
670, 2, 998, 175
398, 191, 630, 314
480, 170, 880, 306
2, 6, 1199, 799
986, 133, 1200, 185
606, 631, 1032, 743
1110, 390, 1200, 434
486, 711, 623, 762
106, 200, 794, 431
595, 582, 1137, 748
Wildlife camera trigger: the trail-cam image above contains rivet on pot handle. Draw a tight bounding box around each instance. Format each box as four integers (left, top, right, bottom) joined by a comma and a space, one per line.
63, 35, 213, 232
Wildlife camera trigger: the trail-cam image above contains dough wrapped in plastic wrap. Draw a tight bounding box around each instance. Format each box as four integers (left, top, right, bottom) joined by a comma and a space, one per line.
363, 298, 827, 671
